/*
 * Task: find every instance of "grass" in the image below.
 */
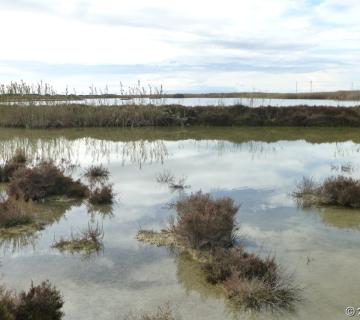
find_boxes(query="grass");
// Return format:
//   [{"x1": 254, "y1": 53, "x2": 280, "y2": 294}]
[
  {"x1": 293, "y1": 176, "x2": 360, "y2": 208},
  {"x1": 52, "y1": 223, "x2": 104, "y2": 254},
  {"x1": 0, "y1": 197, "x2": 34, "y2": 228},
  {"x1": 0, "y1": 149, "x2": 27, "y2": 182},
  {"x1": 7, "y1": 161, "x2": 88, "y2": 201},
  {"x1": 84, "y1": 165, "x2": 109, "y2": 181},
  {"x1": 1, "y1": 104, "x2": 360, "y2": 128},
  {"x1": 156, "y1": 171, "x2": 189, "y2": 191},
  {"x1": 125, "y1": 304, "x2": 175, "y2": 320},
  {"x1": 88, "y1": 185, "x2": 114, "y2": 205},
  {"x1": 0, "y1": 280, "x2": 64, "y2": 320}
]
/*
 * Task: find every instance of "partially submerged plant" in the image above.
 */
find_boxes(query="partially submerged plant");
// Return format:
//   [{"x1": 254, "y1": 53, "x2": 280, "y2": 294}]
[
  {"x1": 0, "y1": 280, "x2": 64, "y2": 320},
  {"x1": 52, "y1": 223, "x2": 104, "y2": 254},
  {"x1": 84, "y1": 165, "x2": 109, "y2": 181},
  {"x1": 125, "y1": 303, "x2": 175, "y2": 320},
  {"x1": 293, "y1": 175, "x2": 360, "y2": 208},
  {"x1": 88, "y1": 185, "x2": 114, "y2": 205},
  {"x1": 7, "y1": 161, "x2": 88, "y2": 201},
  {"x1": 0, "y1": 149, "x2": 28, "y2": 182},
  {"x1": 172, "y1": 191, "x2": 239, "y2": 249}
]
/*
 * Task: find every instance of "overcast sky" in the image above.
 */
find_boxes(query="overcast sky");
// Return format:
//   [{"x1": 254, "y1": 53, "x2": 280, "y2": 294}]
[{"x1": 0, "y1": 0, "x2": 359, "y2": 93}]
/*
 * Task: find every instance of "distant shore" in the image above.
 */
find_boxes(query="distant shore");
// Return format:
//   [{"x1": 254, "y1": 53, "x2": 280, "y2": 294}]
[
  {"x1": 1, "y1": 104, "x2": 360, "y2": 128},
  {"x1": 1, "y1": 90, "x2": 360, "y2": 102}
]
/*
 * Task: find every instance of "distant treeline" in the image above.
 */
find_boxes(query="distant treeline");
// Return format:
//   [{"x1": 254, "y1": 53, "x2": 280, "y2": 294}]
[{"x1": 1, "y1": 104, "x2": 360, "y2": 128}]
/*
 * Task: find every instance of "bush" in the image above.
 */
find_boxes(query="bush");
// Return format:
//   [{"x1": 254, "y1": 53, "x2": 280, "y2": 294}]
[
  {"x1": 16, "y1": 281, "x2": 64, "y2": 320},
  {"x1": 203, "y1": 247, "x2": 277, "y2": 285},
  {"x1": 89, "y1": 185, "x2": 114, "y2": 205},
  {"x1": 0, "y1": 281, "x2": 64, "y2": 320},
  {"x1": 320, "y1": 176, "x2": 360, "y2": 207},
  {"x1": 0, "y1": 150, "x2": 27, "y2": 182},
  {"x1": 7, "y1": 162, "x2": 88, "y2": 201},
  {"x1": 293, "y1": 175, "x2": 360, "y2": 208},
  {"x1": 172, "y1": 192, "x2": 239, "y2": 249}
]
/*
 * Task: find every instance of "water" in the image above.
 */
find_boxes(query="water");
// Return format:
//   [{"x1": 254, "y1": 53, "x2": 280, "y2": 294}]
[
  {"x1": 1, "y1": 97, "x2": 360, "y2": 107},
  {"x1": 0, "y1": 127, "x2": 360, "y2": 319}
]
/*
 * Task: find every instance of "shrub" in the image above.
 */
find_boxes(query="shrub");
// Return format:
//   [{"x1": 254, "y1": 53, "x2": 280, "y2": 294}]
[
  {"x1": 84, "y1": 165, "x2": 109, "y2": 180},
  {"x1": 172, "y1": 192, "x2": 239, "y2": 249},
  {"x1": 320, "y1": 176, "x2": 360, "y2": 207},
  {"x1": 0, "y1": 281, "x2": 64, "y2": 320},
  {"x1": 7, "y1": 162, "x2": 88, "y2": 201},
  {"x1": 203, "y1": 247, "x2": 277, "y2": 285},
  {"x1": 293, "y1": 175, "x2": 360, "y2": 208},
  {"x1": 16, "y1": 281, "x2": 64, "y2": 320},
  {"x1": 0, "y1": 150, "x2": 27, "y2": 183},
  {"x1": 88, "y1": 185, "x2": 114, "y2": 205}
]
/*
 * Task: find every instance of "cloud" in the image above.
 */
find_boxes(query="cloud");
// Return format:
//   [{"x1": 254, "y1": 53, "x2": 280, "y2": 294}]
[{"x1": 0, "y1": 0, "x2": 359, "y2": 91}]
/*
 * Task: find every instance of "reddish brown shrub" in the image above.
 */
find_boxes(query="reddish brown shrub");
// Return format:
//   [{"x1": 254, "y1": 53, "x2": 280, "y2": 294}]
[
  {"x1": 173, "y1": 192, "x2": 239, "y2": 249},
  {"x1": 7, "y1": 162, "x2": 88, "y2": 201}
]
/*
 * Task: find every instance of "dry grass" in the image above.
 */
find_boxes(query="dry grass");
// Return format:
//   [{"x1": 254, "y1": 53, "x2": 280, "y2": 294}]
[
  {"x1": 0, "y1": 197, "x2": 34, "y2": 228},
  {"x1": 0, "y1": 149, "x2": 27, "y2": 182},
  {"x1": 52, "y1": 223, "x2": 104, "y2": 254},
  {"x1": 172, "y1": 191, "x2": 239, "y2": 249},
  {"x1": 1, "y1": 104, "x2": 360, "y2": 128},
  {"x1": 0, "y1": 280, "x2": 64, "y2": 320},
  {"x1": 125, "y1": 304, "x2": 175, "y2": 320}
]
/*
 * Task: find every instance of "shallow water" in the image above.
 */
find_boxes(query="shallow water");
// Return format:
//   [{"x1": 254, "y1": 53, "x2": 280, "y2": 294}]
[
  {"x1": 1, "y1": 97, "x2": 360, "y2": 107},
  {"x1": 0, "y1": 127, "x2": 360, "y2": 320}
]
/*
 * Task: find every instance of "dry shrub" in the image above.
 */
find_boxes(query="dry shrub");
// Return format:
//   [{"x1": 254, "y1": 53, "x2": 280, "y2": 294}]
[
  {"x1": 89, "y1": 185, "x2": 114, "y2": 205},
  {"x1": 173, "y1": 191, "x2": 239, "y2": 249},
  {"x1": 320, "y1": 176, "x2": 360, "y2": 207},
  {"x1": 293, "y1": 176, "x2": 360, "y2": 208},
  {"x1": 0, "y1": 197, "x2": 34, "y2": 228},
  {"x1": 7, "y1": 162, "x2": 88, "y2": 201},
  {"x1": 203, "y1": 247, "x2": 277, "y2": 285},
  {"x1": 203, "y1": 248, "x2": 299, "y2": 311},
  {"x1": 223, "y1": 275, "x2": 298, "y2": 311},
  {"x1": 0, "y1": 281, "x2": 64, "y2": 320}
]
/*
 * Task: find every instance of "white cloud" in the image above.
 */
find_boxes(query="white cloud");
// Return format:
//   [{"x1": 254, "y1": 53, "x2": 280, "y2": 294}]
[{"x1": 0, "y1": 0, "x2": 359, "y2": 92}]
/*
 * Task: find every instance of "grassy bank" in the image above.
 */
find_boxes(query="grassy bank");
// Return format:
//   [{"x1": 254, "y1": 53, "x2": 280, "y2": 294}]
[{"x1": 1, "y1": 104, "x2": 360, "y2": 128}]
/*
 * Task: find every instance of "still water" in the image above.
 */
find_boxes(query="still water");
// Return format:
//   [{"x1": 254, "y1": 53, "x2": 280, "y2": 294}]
[
  {"x1": 0, "y1": 127, "x2": 360, "y2": 320},
  {"x1": 1, "y1": 97, "x2": 360, "y2": 107}
]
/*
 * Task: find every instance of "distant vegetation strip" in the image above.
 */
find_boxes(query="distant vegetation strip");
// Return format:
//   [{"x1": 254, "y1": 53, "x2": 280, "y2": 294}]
[{"x1": 1, "y1": 104, "x2": 360, "y2": 128}]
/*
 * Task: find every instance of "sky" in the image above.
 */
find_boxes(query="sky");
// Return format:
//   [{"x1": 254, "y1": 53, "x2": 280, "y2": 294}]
[{"x1": 0, "y1": 0, "x2": 359, "y2": 93}]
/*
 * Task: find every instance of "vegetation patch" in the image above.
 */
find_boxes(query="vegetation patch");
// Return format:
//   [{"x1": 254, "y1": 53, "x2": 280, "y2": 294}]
[
  {"x1": 84, "y1": 165, "x2": 109, "y2": 181},
  {"x1": 0, "y1": 149, "x2": 27, "y2": 183},
  {"x1": 0, "y1": 280, "x2": 64, "y2": 320},
  {"x1": 0, "y1": 197, "x2": 34, "y2": 228},
  {"x1": 137, "y1": 191, "x2": 299, "y2": 311},
  {"x1": 125, "y1": 304, "x2": 175, "y2": 320},
  {"x1": 7, "y1": 161, "x2": 88, "y2": 201},
  {"x1": 88, "y1": 185, "x2": 114, "y2": 205},
  {"x1": 52, "y1": 223, "x2": 104, "y2": 255},
  {"x1": 293, "y1": 176, "x2": 360, "y2": 208}
]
